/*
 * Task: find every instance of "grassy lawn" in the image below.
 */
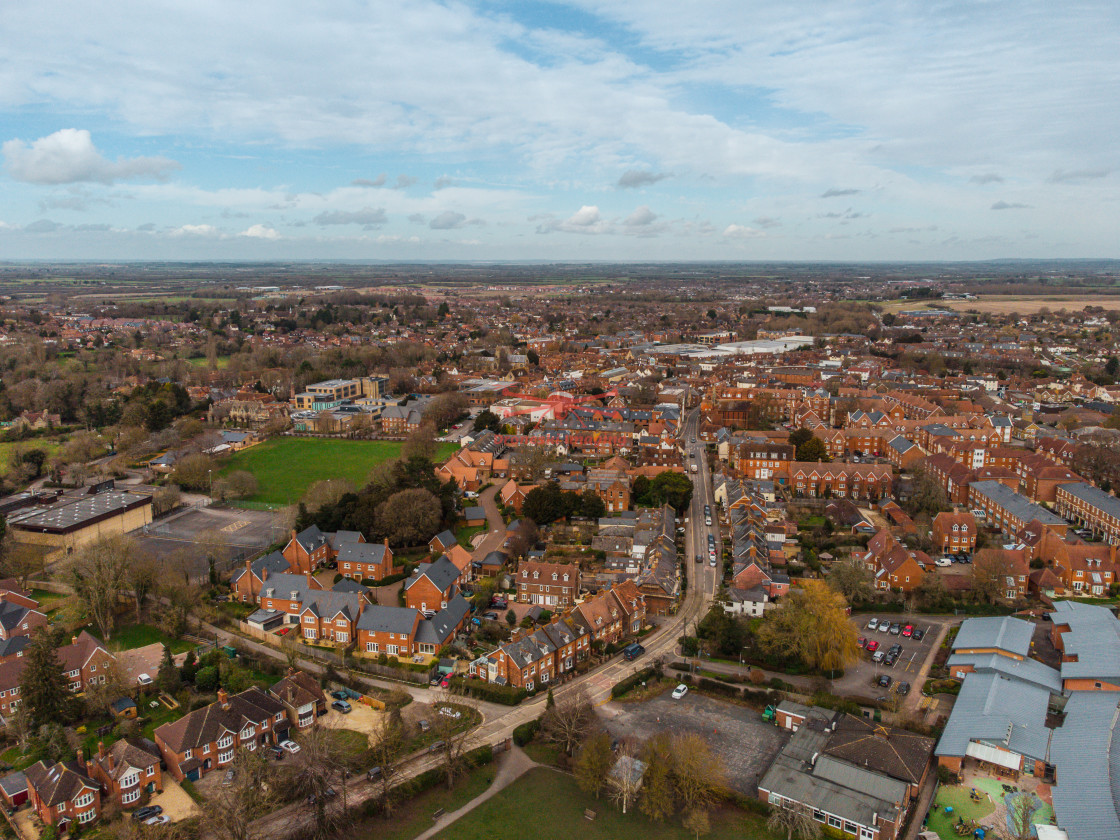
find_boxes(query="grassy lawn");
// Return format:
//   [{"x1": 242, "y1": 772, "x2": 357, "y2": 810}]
[
  {"x1": 926, "y1": 785, "x2": 995, "y2": 840},
  {"x1": 455, "y1": 524, "x2": 487, "y2": 549},
  {"x1": 355, "y1": 761, "x2": 497, "y2": 840},
  {"x1": 0, "y1": 439, "x2": 61, "y2": 476},
  {"x1": 185, "y1": 355, "x2": 232, "y2": 368},
  {"x1": 407, "y1": 704, "x2": 481, "y2": 753},
  {"x1": 219, "y1": 438, "x2": 458, "y2": 506},
  {"x1": 432, "y1": 767, "x2": 776, "y2": 840},
  {"x1": 92, "y1": 623, "x2": 194, "y2": 655}
]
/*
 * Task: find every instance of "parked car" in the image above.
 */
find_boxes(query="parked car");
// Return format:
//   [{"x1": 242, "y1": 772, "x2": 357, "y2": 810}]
[
  {"x1": 872, "y1": 649, "x2": 885, "y2": 663},
  {"x1": 897, "y1": 681, "x2": 911, "y2": 696},
  {"x1": 279, "y1": 740, "x2": 300, "y2": 754},
  {"x1": 367, "y1": 766, "x2": 384, "y2": 781},
  {"x1": 671, "y1": 684, "x2": 689, "y2": 700},
  {"x1": 884, "y1": 652, "x2": 898, "y2": 667},
  {"x1": 330, "y1": 689, "x2": 349, "y2": 701},
  {"x1": 912, "y1": 628, "x2": 925, "y2": 641},
  {"x1": 889, "y1": 623, "x2": 902, "y2": 635},
  {"x1": 877, "y1": 675, "x2": 892, "y2": 688},
  {"x1": 440, "y1": 676, "x2": 451, "y2": 689},
  {"x1": 332, "y1": 700, "x2": 352, "y2": 714},
  {"x1": 866, "y1": 618, "x2": 880, "y2": 631},
  {"x1": 935, "y1": 557, "x2": 952, "y2": 567},
  {"x1": 623, "y1": 642, "x2": 645, "y2": 661},
  {"x1": 429, "y1": 740, "x2": 446, "y2": 753},
  {"x1": 145, "y1": 815, "x2": 171, "y2": 826},
  {"x1": 307, "y1": 787, "x2": 338, "y2": 805},
  {"x1": 1041, "y1": 611, "x2": 1051, "y2": 622},
  {"x1": 419, "y1": 719, "x2": 431, "y2": 732},
  {"x1": 902, "y1": 625, "x2": 913, "y2": 637},
  {"x1": 269, "y1": 745, "x2": 284, "y2": 759},
  {"x1": 866, "y1": 640, "x2": 880, "y2": 652},
  {"x1": 132, "y1": 806, "x2": 163, "y2": 822},
  {"x1": 857, "y1": 636, "x2": 867, "y2": 648},
  {"x1": 483, "y1": 611, "x2": 499, "y2": 620},
  {"x1": 222, "y1": 768, "x2": 236, "y2": 787}
]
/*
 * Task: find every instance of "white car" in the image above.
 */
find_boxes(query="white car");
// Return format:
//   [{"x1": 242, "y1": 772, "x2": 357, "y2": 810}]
[
  {"x1": 279, "y1": 739, "x2": 301, "y2": 754},
  {"x1": 145, "y1": 815, "x2": 171, "y2": 826},
  {"x1": 866, "y1": 618, "x2": 879, "y2": 631},
  {"x1": 935, "y1": 557, "x2": 953, "y2": 567},
  {"x1": 671, "y1": 684, "x2": 689, "y2": 700}
]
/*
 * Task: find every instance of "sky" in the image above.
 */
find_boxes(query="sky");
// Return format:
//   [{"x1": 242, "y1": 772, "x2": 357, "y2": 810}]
[{"x1": 1, "y1": 1, "x2": 1118, "y2": 262}]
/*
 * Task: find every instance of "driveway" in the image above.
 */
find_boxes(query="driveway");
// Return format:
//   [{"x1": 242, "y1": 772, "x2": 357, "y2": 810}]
[
  {"x1": 321, "y1": 703, "x2": 385, "y2": 745},
  {"x1": 469, "y1": 484, "x2": 507, "y2": 565},
  {"x1": 601, "y1": 691, "x2": 789, "y2": 795},
  {"x1": 149, "y1": 777, "x2": 202, "y2": 821}
]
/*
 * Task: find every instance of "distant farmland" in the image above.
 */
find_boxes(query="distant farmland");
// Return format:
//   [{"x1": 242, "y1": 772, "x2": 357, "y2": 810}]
[
  {"x1": 881, "y1": 294, "x2": 1120, "y2": 315},
  {"x1": 220, "y1": 438, "x2": 458, "y2": 506}
]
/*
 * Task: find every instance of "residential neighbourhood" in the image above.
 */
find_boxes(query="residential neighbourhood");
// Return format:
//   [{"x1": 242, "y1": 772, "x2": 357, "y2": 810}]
[{"x1": 0, "y1": 268, "x2": 1118, "y2": 839}]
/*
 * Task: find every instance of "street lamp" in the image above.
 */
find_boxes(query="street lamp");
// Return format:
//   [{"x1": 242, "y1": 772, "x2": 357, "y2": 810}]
[{"x1": 208, "y1": 469, "x2": 212, "y2": 498}]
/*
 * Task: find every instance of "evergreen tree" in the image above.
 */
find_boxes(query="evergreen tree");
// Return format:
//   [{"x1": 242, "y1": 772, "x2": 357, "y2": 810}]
[
  {"x1": 20, "y1": 632, "x2": 72, "y2": 727},
  {"x1": 157, "y1": 644, "x2": 180, "y2": 694},
  {"x1": 180, "y1": 649, "x2": 198, "y2": 684}
]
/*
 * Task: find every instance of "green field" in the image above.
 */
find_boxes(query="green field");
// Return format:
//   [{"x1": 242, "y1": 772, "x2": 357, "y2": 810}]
[
  {"x1": 433, "y1": 767, "x2": 776, "y2": 840},
  {"x1": 185, "y1": 355, "x2": 232, "y2": 368},
  {"x1": 0, "y1": 439, "x2": 61, "y2": 476},
  {"x1": 220, "y1": 438, "x2": 458, "y2": 506}
]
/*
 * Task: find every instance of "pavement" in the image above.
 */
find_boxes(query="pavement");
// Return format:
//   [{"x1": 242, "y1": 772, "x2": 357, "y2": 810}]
[
  {"x1": 412, "y1": 745, "x2": 537, "y2": 840},
  {"x1": 602, "y1": 691, "x2": 789, "y2": 795}
]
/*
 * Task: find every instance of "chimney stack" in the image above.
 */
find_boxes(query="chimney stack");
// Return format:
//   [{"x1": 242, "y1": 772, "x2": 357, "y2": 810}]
[
  {"x1": 75, "y1": 748, "x2": 85, "y2": 772},
  {"x1": 306, "y1": 570, "x2": 313, "y2": 589},
  {"x1": 286, "y1": 666, "x2": 295, "y2": 678},
  {"x1": 218, "y1": 688, "x2": 229, "y2": 709},
  {"x1": 97, "y1": 741, "x2": 106, "y2": 760},
  {"x1": 71, "y1": 635, "x2": 78, "y2": 645}
]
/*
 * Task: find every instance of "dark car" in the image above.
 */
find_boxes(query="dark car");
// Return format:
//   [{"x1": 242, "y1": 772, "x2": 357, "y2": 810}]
[
  {"x1": 429, "y1": 740, "x2": 446, "y2": 753},
  {"x1": 888, "y1": 644, "x2": 902, "y2": 656},
  {"x1": 307, "y1": 787, "x2": 338, "y2": 805},
  {"x1": 1041, "y1": 611, "x2": 1051, "y2": 622},
  {"x1": 912, "y1": 628, "x2": 925, "y2": 641},
  {"x1": 330, "y1": 689, "x2": 348, "y2": 701},
  {"x1": 877, "y1": 674, "x2": 892, "y2": 688},
  {"x1": 132, "y1": 805, "x2": 163, "y2": 822},
  {"x1": 897, "y1": 681, "x2": 911, "y2": 696},
  {"x1": 269, "y1": 745, "x2": 284, "y2": 759},
  {"x1": 331, "y1": 700, "x2": 352, "y2": 714},
  {"x1": 884, "y1": 653, "x2": 898, "y2": 667},
  {"x1": 483, "y1": 611, "x2": 499, "y2": 620}
]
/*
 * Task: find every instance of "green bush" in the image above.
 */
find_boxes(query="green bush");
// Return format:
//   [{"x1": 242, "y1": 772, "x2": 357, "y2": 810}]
[
  {"x1": 513, "y1": 718, "x2": 541, "y2": 746},
  {"x1": 610, "y1": 666, "x2": 659, "y2": 699},
  {"x1": 448, "y1": 677, "x2": 526, "y2": 706},
  {"x1": 194, "y1": 666, "x2": 219, "y2": 691},
  {"x1": 696, "y1": 676, "x2": 740, "y2": 698}
]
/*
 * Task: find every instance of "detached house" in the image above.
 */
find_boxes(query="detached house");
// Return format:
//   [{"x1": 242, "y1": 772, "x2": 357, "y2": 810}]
[
  {"x1": 0, "y1": 582, "x2": 47, "y2": 641},
  {"x1": 154, "y1": 687, "x2": 290, "y2": 782},
  {"x1": 281, "y1": 526, "x2": 365, "y2": 574},
  {"x1": 269, "y1": 668, "x2": 327, "y2": 731},
  {"x1": 403, "y1": 556, "x2": 461, "y2": 613},
  {"x1": 336, "y1": 540, "x2": 394, "y2": 582},
  {"x1": 26, "y1": 754, "x2": 101, "y2": 831},
  {"x1": 87, "y1": 738, "x2": 162, "y2": 809},
  {"x1": 517, "y1": 561, "x2": 581, "y2": 608},
  {"x1": 932, "y1": 511, "x2": 978, "y2": 555}
]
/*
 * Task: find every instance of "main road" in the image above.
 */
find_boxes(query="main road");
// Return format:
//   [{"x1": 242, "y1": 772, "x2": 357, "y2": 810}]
[{"x1": 246, "y1": 408, "x2": 720, "y2": 837}]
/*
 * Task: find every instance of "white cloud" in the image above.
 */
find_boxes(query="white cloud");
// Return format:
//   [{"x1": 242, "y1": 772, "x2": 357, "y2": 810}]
[
  {"x1": 723, "y1": 224, "x2": 766, "y2": 239},
  {"x1": 3, "y1": 129, "x2": 178, "y2": 185},
  {"x1": 240, "y1": 224, "x2": 279, "y2": 239},
  {"x1": 623, "y1": 205, "x2": 658, "y2": 226},
  {"x1": 313, "y1": 207, "x2": 388, "y2": 227},
  {"x1": 429, "y1": 211, "x2": 467, "y2": 230},
  {"x1": 171, "y1": 224, "x2": 221, "y2": 236}
]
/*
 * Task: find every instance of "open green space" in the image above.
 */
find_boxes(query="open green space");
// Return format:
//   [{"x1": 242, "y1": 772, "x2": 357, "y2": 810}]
[
  {"x1": 85, "y1": 622, "x2": 195, "y2": 655},
  {"x1": 926, "y1": 784, "x2": 995, "y2": 840},
  {"x1": 0, "y1": 439, "x2": 62, "y2": 477},
  {"x1": 355, "y1": 761, "x2": 497, "y2": 840},
  {"x1": 432, "y1": 766, "x2": 775, "y2": 840},
  {"x1": 219, "y1": 438, "x2": 457, "y2": 506},
  {"x1": 185, "y1": 355, "x2": 233, "y2": 369}
]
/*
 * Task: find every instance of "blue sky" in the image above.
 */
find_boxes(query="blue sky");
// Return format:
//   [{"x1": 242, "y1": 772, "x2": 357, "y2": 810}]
[{"x1": 1, "y1": 0, "x2": 1117, "y2": 260}]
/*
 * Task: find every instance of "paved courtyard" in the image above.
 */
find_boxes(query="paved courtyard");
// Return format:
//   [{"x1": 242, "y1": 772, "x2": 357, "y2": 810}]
[{"x1": 601, "y1": 691, "x2": 789, "y2": 795}]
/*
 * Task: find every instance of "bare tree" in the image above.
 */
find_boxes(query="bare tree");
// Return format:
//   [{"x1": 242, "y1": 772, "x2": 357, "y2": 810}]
[
  {"x1": 971, "y1": 549, "x2": 1016, "y2": 604},
  {"x1": 65, "y1": 535, "x2": 131, "y2": 640},
  {"x1": 84, "y1": 655, "x2": 130, "y2": 716},
  {"x1": 284, "y1": 726, "x2": 365, "y2": 840},
  {"x1": 766, "y1": 801, "x2": 822, "y2": 840},
  {"x1": 200, "y1": 749, "x2": 277, "y2": 840},
  {"x1": 607, "y1": 745, "x2": 644, "y2": 815},
  {"x1": 539, "y1": 686, "x2": 595, "y2": 756},
  {"x1": 684, "y1": 808, "x2": 712, "y2": 840},
  {"x1": 368, "y1": 708, "x2": 408, "y2": 817},
  {"x1": 128, "y1": 554, "x2": 159, "y2": 621},
  {"x1": 574, "y1": 731, "x2": 613, "y2": 799},
  {"x1": 152, "y1": 484, "x2": 182, "y2": 516},
  {"x1": 431, "y1": 695, "x2": 478, "y2": 790}
]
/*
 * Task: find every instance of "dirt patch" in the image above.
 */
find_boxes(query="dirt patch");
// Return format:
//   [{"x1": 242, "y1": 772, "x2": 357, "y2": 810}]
[{"x1": 321, "y1": 704, "x2": 385, "y2": 745}]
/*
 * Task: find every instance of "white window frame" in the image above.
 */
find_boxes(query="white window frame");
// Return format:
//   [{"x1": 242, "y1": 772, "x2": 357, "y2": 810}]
[{"x1": 122, "y1": 788, "x2": 140, "y2": 804}]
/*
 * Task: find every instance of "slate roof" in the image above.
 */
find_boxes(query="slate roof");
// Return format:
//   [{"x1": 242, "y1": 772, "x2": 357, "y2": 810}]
[
  {"x1": 1049, "y1": 691, "x2": 1120, "y2": 840},
  {"x1": 0, "y1": 600, "x2": 38, "y2": 632},
  {"x1": 416, "y1": 595, "x2": 470, "y2": 646},
  {"x1": 823, "y1": 715, "x2": 935, "y2": 785},
  {"x1": 947, "y1": 652, "x2": 1062, "y2": 694},
  {"x1": 935, "y1": 672, "x2": 1051, "y2": 762},
  {"x1": 292, "y1": 524, "x2": 329, "y2": 554},
  {"x1": 231, "y1": 550, "x2": 289, "y2": 586},
  {"x1": 1058, "y1": 481, "x2": 1120, "y2": 521},
  {"x1": 25, "y1": 759, "x2": 97, "y2": 807},
  {"x1": 336, "y1": 541, "x2": 389, "y2": 567},
  {"x1": 406, "y1": 556, "x2": 461, "y2": 595},
  {"x1": 430, "y1": 529, "x2": 456, "y2": 548},
  {"x1": 952, "y1": 616, "x2": 1035, "y2": 658},
  {"x1": 1050, "y1": 600, "x2": 1120, "y2": 684},
  {"x1": 356, "y1": 605, "x2": 420, "y2": 635},
  {"x1": 269, "y1": 669, "x2": 325, "y2": 710},
  {"x1": 154, "y1": 686, "x2": 286, "y2": 755},
  {"x1": 969, "y1": 480, "x2": 1066, "y2": 526},
  {"x1": 0, "y1": 635, "x2": 31, "y2": 660}
]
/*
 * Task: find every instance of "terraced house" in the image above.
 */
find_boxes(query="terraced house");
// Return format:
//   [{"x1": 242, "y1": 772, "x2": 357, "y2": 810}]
[
  {"x1": 155, "y1": 687, "x2": 290, "y2": 782},
  {"x1": 517, "y1": 560, "x2": 581, "y2": 608},
  {"x1": 474, "y1": 615, "x2": 590, "y2": 691}
]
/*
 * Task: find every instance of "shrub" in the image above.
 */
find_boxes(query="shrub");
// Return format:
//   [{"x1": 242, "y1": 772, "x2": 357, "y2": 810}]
[
  {"x1": 696, "y1": 677, "x2": 740, "y2": 698},
  {"x1": 610, "y1": 666, "x2": 659, "y2": 699},
  {"x1": 194, "y1": 666, "x2": 219, "y2": 692},
  {"x1": 448, "y1": 677, "x2": 526, "y2": 706},
  {"x1": 513, "y1": 718, "x2": 541, "y2": 746}
]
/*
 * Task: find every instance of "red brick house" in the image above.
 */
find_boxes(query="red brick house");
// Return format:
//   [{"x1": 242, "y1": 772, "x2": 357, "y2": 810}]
[
  {"x1": 26, "y1": 753, "x2": 101, "y2": 831},
  {"x1": 403, "y1": 556, "x2": 461, "y2": 612},
  {"x1": 60, "y1": 631, "x2": 115, "y2": 694},
  {"x1": 0, "y1": 582, "x2": 47, "y2": 642},
  {"x1": 932, "y1": 511, "x2": 978, "y2": 555},
  {"x1": 356, "y1": 606, "x2": 422, "y2": 658},
  {"x1": 87, "y1": 738, "x2": 162, "y2": 809},
  {"x1": 154, "y1": 687, "x2": 290, "y2": 782},
  {"x1": 269, "y1": 668, "x2": 327, "y2": 731},
  {"x1": 336, "y1": 540, "x2": 394, "y2": 582},
  {"x1": 516, "y1": 561, "x2": 581, "y2": 608}
]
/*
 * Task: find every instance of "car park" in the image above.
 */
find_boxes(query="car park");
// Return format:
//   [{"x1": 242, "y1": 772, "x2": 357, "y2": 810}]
[
  {"x1": 133, "y1": 806, "x2": 163, "y2": 822},
  {"x1": 866, "y1": 640, "x2": 879, "y2": 652},
  {"x1": 866, "y1": 618, "x2": 880, "y2": 631},
  {"x1": 671, "y1": 684, "x2": 689, "y2": 699},
  {"x1": 877, "y1": 674, "x2": 892, "y2": 688},
  {"x1": 279, "y1": 740, "x2": 300, "y2": 754},
  {"x1": 331, "y1": 700, "x2": 352, "y2": 714}
]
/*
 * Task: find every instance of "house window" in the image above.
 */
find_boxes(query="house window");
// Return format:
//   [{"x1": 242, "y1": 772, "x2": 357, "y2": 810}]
[
  {"x1": 366, "y1": 642, "x2": 378, "y2": 653},
  {"x1": 122, "y1": 788, "x2": 141, "y2": 804},
  {"x1": 219, "y1": 749, "x2": 234, "y2": 764},
  {"x1": 75, "y1": 791, "x2": 95, "y2": 808},
  {"x1": 219, "y1": 735, "x2": 233, "y2": 749},
  {"x1": 828, "y1": 816, "x2": 843, "y2": 829},
  {"x1": 336, "y1": 632, "x2": 349, "y2": 643},
  {"x1": 387, "y1": 645, "x2": 398, "y2": 655},
  {"x1": 78, "y1": 808, "x2": 97, "y2": 824},
  {"x1": 148, "y1": 765, "x2": 156, "y2": 776},
  {"x1": 120, "y1": 772, "x2": 138, "y2": 788},
  {"x1": 304, "y1": 629, "x2": 317, "y2": 639}
]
